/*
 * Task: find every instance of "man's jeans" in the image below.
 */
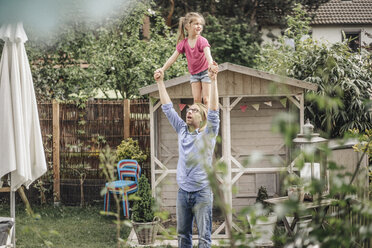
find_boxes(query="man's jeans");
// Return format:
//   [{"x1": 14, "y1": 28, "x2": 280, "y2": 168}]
[{"x1": 177, "y1": 187, "x2": 213, "y2": 248}]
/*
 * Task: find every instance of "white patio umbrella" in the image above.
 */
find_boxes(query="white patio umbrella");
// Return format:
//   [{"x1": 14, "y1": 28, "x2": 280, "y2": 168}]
[{"x1": 0, "y1": 22, "x2": 47, "y2": 191}]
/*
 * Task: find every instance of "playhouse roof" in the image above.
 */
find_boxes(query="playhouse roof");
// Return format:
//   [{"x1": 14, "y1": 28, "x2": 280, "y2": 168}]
[{"x1": 139, "y1": 62, "x2": 317, "y2": 96}]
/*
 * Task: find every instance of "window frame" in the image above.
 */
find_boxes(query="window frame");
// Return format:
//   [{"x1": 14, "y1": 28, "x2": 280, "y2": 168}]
[{"x1": 342, "y1": 29, "x2": 362, "y2": 52}]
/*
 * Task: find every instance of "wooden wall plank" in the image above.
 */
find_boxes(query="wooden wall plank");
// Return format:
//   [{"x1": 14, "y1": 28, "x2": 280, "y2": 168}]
[
  {"x1": 174, "y1": 84, "x2": 183, "y2": 96},
  {"x1": 260, "y1": 79, "x2": 270, "y2": 95},
  {"x1": 167, "y1": 87, "x2": 175, "y2": 97},
  {"x1": 234, "y1": 72, "x2": 243, "y2": 94},
  {"x1": 252, "y1": 77, "x2": 261, "y2": 95},
  {"x1": 234, "y1": 173, "x2": 277, "y2": 196},
  {"x1": 231, "y1": 198, "x2": 256, "y2": 211},
  {"x1": 218, "y1": 71, "x2": 227, "y2": 96},
  {"x1": 227, "y1": 71, "x2": 235, "y2": 95},
  {"x1": 231, "y1": 116, "x2": 274, "y2": 124},
  {"x1": 183, "y1": 82, "x2": 192, "y2": 97},
  {"x1": 243, "y1": 75, "x2": 252, "y2": 94},
  {"x1": 231, "y1": 108, "x2": 286, "y2": 117}
]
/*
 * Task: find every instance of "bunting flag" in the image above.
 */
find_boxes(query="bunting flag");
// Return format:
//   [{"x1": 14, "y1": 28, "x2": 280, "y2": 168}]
[
  {"x1": 252, "y1": 104, "x2": 260, "y2": 111},
  {"x1": 240, "y1": 105, "x2": 248, "y2": 112},
  {"x1": 280, "y1": 98, "x2": 287, "y2": 107},
  {"x1": 179, "y1": 103, "x2": 186, "y2": 111},
  {"x1": 264, "y1": 101, "x2": 272, "y2": 107}
]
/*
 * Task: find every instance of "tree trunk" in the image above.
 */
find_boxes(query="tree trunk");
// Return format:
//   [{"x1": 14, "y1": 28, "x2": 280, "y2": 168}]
[
  {"x1": 250, "y1": 0, "x2": 258, "y2": 27},
  {"x1": 17, "y1": 186, "x2": 34, "y2": 215},
  {"x1": 143, "y1": 16, "x2": 150, "y2": 40},
  {"x1": 166, "y1": 0, "x2": 175, "y2": 27}
]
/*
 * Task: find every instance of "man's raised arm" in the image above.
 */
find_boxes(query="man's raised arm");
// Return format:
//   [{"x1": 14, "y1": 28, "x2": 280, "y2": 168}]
[
  {"x1": 154, "y1": 70, "x2": 171, "y2": 105},
  {"x1": 154, "y1": 69, "x2": 185, "y2": 133},
  {"x1": 208, "y1": 62, "x2": 219, "y2": 111}
]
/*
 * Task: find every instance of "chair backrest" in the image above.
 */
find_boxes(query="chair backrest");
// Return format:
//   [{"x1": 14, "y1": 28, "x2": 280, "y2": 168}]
[{"x1": 117, "y1": 159, "x2": 141, "y2": 183}]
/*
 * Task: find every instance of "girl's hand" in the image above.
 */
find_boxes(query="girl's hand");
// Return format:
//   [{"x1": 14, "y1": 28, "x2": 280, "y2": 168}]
[
  {"x1": 209, "y1": 61, "x2": 218, "y2": 74},
  {"x1": 208, "y1": 67, "x2": 217, "y2": 81},
  {"x1": 154, "y1": 68, "x2": 164, "y2": 75},
  {"x1": 209, "y1": 61, "x2": 219, "y2": 74}
]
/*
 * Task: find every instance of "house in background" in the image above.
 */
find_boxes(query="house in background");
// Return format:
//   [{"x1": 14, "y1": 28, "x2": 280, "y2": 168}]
[
  {"x1": 311, "y1": 0, "x2": 372, "y2": 51},
  {"x1": 262, "y1": 0, "x2": 372, "y2": 51}
]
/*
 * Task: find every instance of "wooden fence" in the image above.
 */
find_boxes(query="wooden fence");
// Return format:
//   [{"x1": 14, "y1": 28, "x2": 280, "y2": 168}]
[
  {"x1": 329, "y1": 142, "x2": 371, "y2": 247},
  {"x1": 34, "y1": 99, "x2": 150, "y2": 205}
]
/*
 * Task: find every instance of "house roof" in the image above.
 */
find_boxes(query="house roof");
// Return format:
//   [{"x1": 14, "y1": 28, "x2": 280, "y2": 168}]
[
  {"x1": 139, "y1": 62, "x2": 317, "y2": 96},
  {"x1": 312, "y1": 0, "x2": 372, "y2": 25}
]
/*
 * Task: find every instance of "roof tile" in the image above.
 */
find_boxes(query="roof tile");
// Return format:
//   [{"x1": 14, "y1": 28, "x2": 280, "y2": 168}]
[{"x1": 312, "y1": 0, "x2": 372, "y2": 25}]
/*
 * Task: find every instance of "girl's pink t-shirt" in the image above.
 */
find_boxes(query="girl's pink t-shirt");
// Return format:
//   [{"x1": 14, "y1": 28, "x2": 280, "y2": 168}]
[{"x1": 176, "y1": 35, "x2": 210, "y2": 75}]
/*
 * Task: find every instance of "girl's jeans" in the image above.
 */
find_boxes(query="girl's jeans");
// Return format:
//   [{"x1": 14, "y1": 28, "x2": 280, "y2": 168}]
[{"x1": 177, "y1": 187, "x2": 213, "y2": 248}]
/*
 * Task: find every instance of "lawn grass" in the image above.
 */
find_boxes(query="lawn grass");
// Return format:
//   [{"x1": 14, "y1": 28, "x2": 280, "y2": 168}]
[{"x1": 0, "y1": 204, "x2": 131, "y2": 248}]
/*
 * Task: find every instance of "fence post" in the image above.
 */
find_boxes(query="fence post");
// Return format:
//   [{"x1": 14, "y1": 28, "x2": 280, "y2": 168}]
[
  {"x1": 124, "y1": 99, "x2": 131, "y2": 139},
  {"x1": 52, "y1": 100, "x2": 60, "y2": 205}
]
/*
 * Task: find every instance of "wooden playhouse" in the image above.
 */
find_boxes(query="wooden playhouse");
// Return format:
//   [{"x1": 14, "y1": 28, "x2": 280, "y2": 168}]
[{"x1": 139, "y1": 62, "x2": 317, "y2": 237}]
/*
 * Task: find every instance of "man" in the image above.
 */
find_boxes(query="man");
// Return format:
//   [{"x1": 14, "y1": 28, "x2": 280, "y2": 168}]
[{"x1": 154, "y1": 65, "x2": 219, "y2": 248}]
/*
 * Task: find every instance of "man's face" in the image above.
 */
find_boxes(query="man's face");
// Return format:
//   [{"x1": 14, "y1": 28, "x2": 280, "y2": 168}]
[{"x1": 186, "y1": 104, "x2": 202, "y2": 128}]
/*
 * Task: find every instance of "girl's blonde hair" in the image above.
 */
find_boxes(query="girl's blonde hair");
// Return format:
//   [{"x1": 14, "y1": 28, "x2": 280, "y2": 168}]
[{"x1": 177, "y1": 12, "x2": 205, "y2": 44}]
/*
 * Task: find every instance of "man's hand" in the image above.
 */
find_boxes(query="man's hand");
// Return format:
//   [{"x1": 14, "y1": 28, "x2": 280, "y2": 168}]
[
  {"x1": 209, "y1": 61, "x2": 218, "y2": 74},
  {"x1": 208, "y1": 61, "x2": 218, "y2": 81},
  {"x1": 208, "y1": 61, "x2": 219, "y2": 111},
  {"x1": 154, "y1": 69, "x2": 164, "y2": 82},
  {"x1": 154, "y1": 69, "x2": 171, "y2": 104}
]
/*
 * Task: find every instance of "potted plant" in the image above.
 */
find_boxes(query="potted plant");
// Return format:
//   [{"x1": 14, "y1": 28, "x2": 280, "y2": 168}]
[
  {"x1": 247, "y1": 186, "x2": 278, "y2": 246},
  {"x1": 131, "y1": 175, "x2": 159, "y2": 245},
  {"x1": 286, "y1": 174, "x2": 305, "y2": 202}
]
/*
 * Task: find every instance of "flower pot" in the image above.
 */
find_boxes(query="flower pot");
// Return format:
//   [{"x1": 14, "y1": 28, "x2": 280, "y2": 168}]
[
  {"x1": 284, "y1": 216, "x2": 312, "y2": 235},
  {"x1": 247, "y1": 213, "x2": 277, "y2": 246},
  {"x1": 132, "y1": 219, "x2": 159, "y2": 245},
  {"x1": 287, "y1": 185, "x2": 305, "y2": 202}
]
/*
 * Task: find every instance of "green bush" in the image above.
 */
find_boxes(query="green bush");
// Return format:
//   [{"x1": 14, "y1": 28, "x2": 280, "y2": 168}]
[
  {"x1": 131, "y1": 175, "x2": 155, "y2": 222},
  {"x1": 116, "y1": 138, "x2": 147, "y2": 164},
  {"x1": 256, "y1": 4, "x2": 372, "y2": 138}
]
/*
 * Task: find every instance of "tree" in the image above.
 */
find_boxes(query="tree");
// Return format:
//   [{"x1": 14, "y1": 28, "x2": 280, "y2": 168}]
[
  {"x1": 18, "y1": 0, "x2": 187, "y2": 101},
  {"x1": 88, "y1": 2, "x2": 187, "y2": 99},
  {"x1": 155, "y1": 0, "x2": 329, "y2": 28},
  {"x1": 26, "y1": 22, "x2": 97, "y2": 101},
  {"x1": 203, "y1": 15, "x2": 261, "y2": 67},
  {"x1": 256, "y1": 4, "x2": 372, "y2": 137}
]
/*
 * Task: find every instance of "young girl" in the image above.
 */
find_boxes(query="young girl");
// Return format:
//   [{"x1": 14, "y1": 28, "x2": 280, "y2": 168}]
[{"x1": 155, "y1": 12, "x2": 218, "y2": 107}]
